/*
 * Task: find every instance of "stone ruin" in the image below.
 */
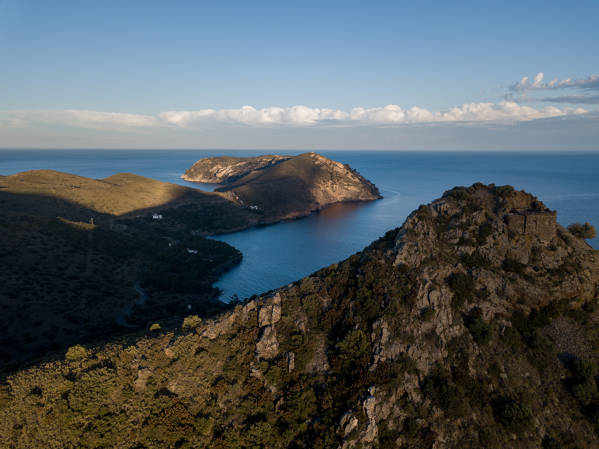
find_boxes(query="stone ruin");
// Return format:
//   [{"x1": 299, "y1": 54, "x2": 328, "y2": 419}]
[{"x1": 505, "y1": 208, "x2": 557, "y2": 241}]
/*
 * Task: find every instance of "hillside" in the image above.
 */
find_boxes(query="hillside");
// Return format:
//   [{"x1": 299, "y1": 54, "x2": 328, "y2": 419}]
[
  {"x1": 182, "y1": 154, "x2": 291, "y2": 184},
  {"x1": 0, "y1": 170, "x2": 256, "y2": 231},
  {"x1": 0, "y1": 188, "x2": 242, "y2": 373},
  {"x1": 214, "y1": 152, "x2": 382, "y2": 220},
  {"x1": 2, "y1": 183, "x2": 599, "y2": 448}
]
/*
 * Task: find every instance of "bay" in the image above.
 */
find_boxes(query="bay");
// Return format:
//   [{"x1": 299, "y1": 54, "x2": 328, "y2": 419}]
[{"x1": 2, "y1": 149, "x2": 598, "y2": 302}]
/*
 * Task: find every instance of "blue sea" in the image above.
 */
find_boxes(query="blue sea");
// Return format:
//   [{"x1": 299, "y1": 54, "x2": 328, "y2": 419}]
[{"x1": 2, "y1": 149, "x2": 598, "y2": 302}]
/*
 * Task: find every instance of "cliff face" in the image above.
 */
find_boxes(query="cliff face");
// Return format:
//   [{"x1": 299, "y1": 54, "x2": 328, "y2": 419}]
[
  {"x1": 3, "y1": 184, "x2": 599, "y2": 449},
  {"x1": 214, "y1": 152, "x2": 382, "y2": 220},
  {"x1": 181, "y1": 154, "x2": 291, "y2": 184}
]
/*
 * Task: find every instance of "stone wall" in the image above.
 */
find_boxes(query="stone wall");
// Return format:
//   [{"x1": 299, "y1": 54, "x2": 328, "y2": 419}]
[{"x1": 506, "y1": 209, "x2": 557, "y2": 241}]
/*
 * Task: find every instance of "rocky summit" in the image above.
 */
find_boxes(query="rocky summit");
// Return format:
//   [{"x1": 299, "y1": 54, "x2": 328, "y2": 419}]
[{"x1": 2, "y1": 183, "x2": 599, "y2": 449}]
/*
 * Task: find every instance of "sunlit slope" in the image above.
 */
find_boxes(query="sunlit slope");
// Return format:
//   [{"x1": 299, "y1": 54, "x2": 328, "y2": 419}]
[{"x1": 0, "y1": 170, "x2": 226, "y2": 216}]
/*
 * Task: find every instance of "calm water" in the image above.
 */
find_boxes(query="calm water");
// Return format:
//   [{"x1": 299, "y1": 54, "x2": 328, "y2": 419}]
[{"x1": 2, "y1": 150, "x2": 598, "y2": 302}]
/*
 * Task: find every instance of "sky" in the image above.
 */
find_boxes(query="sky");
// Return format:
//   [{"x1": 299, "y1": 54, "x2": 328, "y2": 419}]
[{"x1": 0, "y1": 0, "x2": 598, "y2": 150}]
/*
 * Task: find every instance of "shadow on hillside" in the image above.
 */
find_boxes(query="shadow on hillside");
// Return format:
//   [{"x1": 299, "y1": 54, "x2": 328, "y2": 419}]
[{"x1": 0, "y1": 190, "x2": 243, "y2": 380}]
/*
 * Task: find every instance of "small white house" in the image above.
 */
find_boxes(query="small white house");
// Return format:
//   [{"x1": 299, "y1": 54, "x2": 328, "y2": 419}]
[
  {"x1": 186, "y1": 248, "x2": 198, "y2": 254},
  {"x1": 249, "y1": 205, "x2": 259, "y2": 210},
  {"x1": 152, "y1": 213, "x2": 163, "y2": 220}
]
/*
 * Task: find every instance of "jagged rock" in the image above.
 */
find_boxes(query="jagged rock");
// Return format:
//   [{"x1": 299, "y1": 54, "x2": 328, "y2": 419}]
[
  {"x1": 258, "y1": 293, "x2": 282, "y2": 327},
  {"x1": 286, "y1": 352, "x2": 295, "y2": 373},
  {"x1": 256, "y1": 325, "x2": 279, "y2": 360},
  {"x1": 362, "y1": 387, "x2": 379, "y2": 443},
  {"x1": 340, "y1": 412, "x2": 358, "y2": 436}
]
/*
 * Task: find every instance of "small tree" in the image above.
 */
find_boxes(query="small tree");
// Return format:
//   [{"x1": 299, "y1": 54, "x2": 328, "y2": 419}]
[
  {"x1": 182, "y1": 315, "x2": 202, "y2": 331},
  {"x1": 568, "y1": 222, "x2": 597, "y2": 240},
  {"x1": 65, "y1": 344, "x2": 88, "y2": 362}
]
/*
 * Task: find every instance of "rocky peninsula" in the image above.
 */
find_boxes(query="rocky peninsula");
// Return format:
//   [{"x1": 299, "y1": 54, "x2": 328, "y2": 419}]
[{"x1": 184, "y1": 152, "x2": 382, "y2": 221}]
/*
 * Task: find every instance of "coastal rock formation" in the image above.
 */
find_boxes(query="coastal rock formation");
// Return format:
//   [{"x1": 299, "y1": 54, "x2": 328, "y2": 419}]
[
  {"x1": 3, "y1": 183, "x2": 599, "y2": 449},
  {"x1": 212, "y1": 152, "x2": 382, "y2": 220},
  {"x1": 182, "y1": 154, "x2": 291, "y2": 184}
]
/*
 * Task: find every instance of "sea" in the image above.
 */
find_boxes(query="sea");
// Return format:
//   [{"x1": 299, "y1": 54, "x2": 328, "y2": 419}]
[{"x1": 2, "y1": 149, "x2": 598, "y2": 302}]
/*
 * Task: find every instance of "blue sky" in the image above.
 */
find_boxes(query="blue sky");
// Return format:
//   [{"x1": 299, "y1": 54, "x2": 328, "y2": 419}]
[{"x1": 1, "y1": 0, "x2": 598, "y2": 149}]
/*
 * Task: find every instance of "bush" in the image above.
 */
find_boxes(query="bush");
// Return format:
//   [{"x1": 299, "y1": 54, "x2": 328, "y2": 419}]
[
  {"x1": 477, "y1": 222, "x2": 494, "y2": 244},
  {"x1": 464, "y1": 310, "x2": 491, "y2": 345},
  {"x1": 420, "y1": 306, "x2": 435, "y2": 321},
  {"x1": 492, "y1": 395, "x2": 534, "y2": 433},
  {"x1": 568, "y1": 222, "x2": 597, "y2": 240},
  {"x1": 495, "y1": 185, "x2": 515, "y2": 197},
  {"x1": 149, "y1": 323, "x2": 161, "y2": 332},
  {"x1": 65, "y1": 344, "x2": 88, "y2": 362},
  {"x1": 446, "y1": 272, "x2": 475, "y2": 309},
  {"x1": 182, "y1": 315, "x2": 202, "y2": 331}
]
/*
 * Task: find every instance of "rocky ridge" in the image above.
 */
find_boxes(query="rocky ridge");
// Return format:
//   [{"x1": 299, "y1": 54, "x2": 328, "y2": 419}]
[{"x1": 181, "y1": 154, "x2": 291, "y2": 184}]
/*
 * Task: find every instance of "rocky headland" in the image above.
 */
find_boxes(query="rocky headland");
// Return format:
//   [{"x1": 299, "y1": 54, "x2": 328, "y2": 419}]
[{"x1": 184, "y1": 152, "x2": 382, "y2": 221}]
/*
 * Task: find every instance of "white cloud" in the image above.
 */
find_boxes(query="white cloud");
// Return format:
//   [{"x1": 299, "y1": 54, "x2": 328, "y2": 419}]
[
  {"x1": 0, "y1": 102, "x2": 589, "y2": 133},
  {"x1": 1, "y1": 109, "x2": 161, "y2": 129},
  {"x1": 511, "y1": 72, "x2": 599, "y2": 92}
]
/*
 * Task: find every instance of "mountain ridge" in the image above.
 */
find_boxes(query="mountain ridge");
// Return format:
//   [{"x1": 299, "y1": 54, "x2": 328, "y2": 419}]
[{"x1": 3, "y1": 183, "x2": 599, "y2": 448}]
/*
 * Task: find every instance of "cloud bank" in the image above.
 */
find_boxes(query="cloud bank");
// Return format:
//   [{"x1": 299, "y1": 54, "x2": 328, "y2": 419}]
[{"x1": 0, "y1": 101, "x2": 587, "y2": 131}]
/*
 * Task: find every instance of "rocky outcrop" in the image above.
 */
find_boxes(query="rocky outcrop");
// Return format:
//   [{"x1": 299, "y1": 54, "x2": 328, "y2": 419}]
[{"x1": 182, "y1": 155, "x2": 291, "y2": 184}]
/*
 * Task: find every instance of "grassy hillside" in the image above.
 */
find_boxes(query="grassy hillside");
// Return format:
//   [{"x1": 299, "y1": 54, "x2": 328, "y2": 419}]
[
  {"x1": 0, "y1": 170, "x2": 256, "y2": 230},
  {"x1": 2, "y1": 184, "x2": 599, "y2": 448}
]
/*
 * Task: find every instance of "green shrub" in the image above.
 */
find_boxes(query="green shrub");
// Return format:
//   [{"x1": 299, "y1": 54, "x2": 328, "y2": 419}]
[
  {"x1": 477, "y1": 222, "x2": 494, "y2": 244},
  {"x1": 502, "y1": 258, "x2": 527, "y2": 276},
  {"x1": 464, "y1": 310, "x2": 491, "y2": 345},
  {"x1": 495, "y1": 185, "x2": 515, "y2": 197},
  {"x1": 569, "y1": 359, "x2": 597, "y2": 384},
  {"x1": 333, "y1": 329, "x2": 371, "y2": 374},
  {"x1": 492, "y1": 395, "x2": 534, "y2": 433},
  {"x1": 568, "y1": 222, "x2": 597, "y2": 240},
  {"x1": 420, "y1": 306, "x2": 435, "y2": 321},
  {"x1": 65, "y1": 344, "x2": 88, "y2": 362},
  {"x1": 571, "y1": 381, "x2": 597, "y2": 406},
  {"x1": 422, "y1": 365, "x2": 468, "y2": 417},
  {"x1": 182, "y1": 315, "x2": 202, "y2": 331},
  {"x1": 446, "y1": 272, "x2": 475, "y2": 309}
]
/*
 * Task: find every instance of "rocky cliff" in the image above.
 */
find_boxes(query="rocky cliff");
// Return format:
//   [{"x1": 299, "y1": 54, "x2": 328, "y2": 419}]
[{"x1": 2, "y1": 183, "x2": 599, "y2": 449}]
